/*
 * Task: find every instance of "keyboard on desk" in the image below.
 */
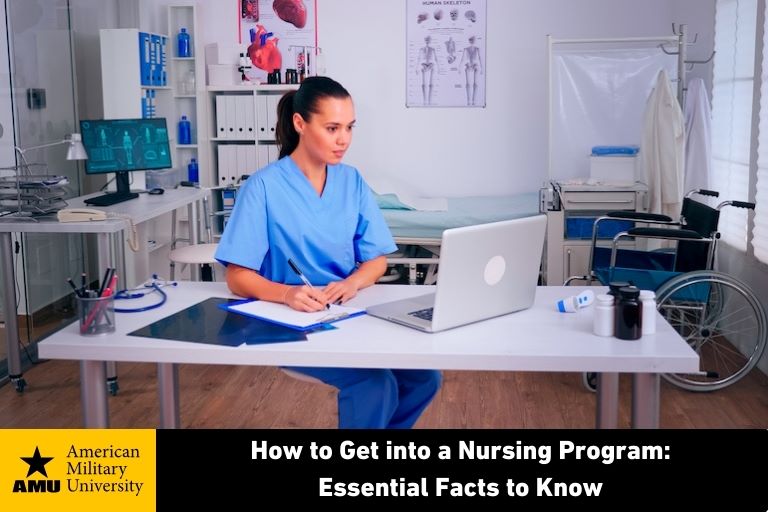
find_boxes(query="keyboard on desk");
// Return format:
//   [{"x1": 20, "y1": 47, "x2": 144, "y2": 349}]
[{"x1": 408, "y1": 307, "x2": 434, "y2": 321}]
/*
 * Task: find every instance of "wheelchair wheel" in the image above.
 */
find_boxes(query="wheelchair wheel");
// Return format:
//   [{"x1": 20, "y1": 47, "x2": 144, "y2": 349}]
[{"x1": 655, "y1": 270, "x2": 767, "y2": 392}]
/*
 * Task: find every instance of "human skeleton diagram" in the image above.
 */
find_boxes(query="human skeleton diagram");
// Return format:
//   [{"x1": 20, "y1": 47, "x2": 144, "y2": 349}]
[
  {"x1": 459, "y1": 36, "x2": 482, "y2": 106},
  {"x1": 416, "y1": 36, "x2": 439, "y2": 105},
  {"x1": 445, "y1": 36, "x2": 456, "y2": 64}
]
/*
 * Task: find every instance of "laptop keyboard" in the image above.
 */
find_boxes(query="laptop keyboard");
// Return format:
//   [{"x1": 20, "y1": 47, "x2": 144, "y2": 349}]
[{"x1": 408, "y1": 307, "x2": 434, "y2": 321}]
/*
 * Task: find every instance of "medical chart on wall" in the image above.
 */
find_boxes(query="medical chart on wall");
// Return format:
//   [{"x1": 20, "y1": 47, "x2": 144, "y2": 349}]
[
  {"x1": 406, "y1": 0, "x2": 486, "y2": 108},
  {"x1": 239, "y1": 0, "x2": 317, "y2": 84}
]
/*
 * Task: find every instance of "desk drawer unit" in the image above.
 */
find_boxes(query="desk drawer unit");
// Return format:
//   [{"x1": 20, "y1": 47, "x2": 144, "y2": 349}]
[{"x1": 560, "y1": 191, "x2": 637, "y2": 211}]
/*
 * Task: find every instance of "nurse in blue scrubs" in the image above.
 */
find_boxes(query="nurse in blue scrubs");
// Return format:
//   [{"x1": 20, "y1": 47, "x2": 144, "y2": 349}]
[{"x1": 215, "y1": 76, "x2": 442, "y2": 428}]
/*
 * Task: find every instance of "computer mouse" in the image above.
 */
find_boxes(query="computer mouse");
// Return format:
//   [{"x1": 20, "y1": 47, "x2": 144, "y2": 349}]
[{"x1": 148, "y1": 188, "x2": 164, "y2": 195}]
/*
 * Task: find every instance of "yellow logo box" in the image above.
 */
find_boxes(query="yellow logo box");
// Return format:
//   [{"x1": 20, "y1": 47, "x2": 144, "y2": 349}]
[{"x1": 0, "y1": 429, "x2": 155, "y2": 512}]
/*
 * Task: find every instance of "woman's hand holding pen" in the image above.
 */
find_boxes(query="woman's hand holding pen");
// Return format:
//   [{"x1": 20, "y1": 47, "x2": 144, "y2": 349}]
[
  {"x1": 284, "y1": 285, "x2": 330, "y2": 312},
  {"x1": 323, "y1": 278, "x2": 360, "y2": 305}
]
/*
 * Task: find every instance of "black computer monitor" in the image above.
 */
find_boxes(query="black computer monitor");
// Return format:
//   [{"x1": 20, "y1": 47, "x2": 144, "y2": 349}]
[{"x1": 80, "y1": 118, "x2": 172, "y2": 206}]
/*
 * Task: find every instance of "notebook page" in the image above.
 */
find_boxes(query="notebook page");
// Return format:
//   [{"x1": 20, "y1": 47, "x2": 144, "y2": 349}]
[{"x1": 228, "y1": 301, "x2": 364, "y2": 328}]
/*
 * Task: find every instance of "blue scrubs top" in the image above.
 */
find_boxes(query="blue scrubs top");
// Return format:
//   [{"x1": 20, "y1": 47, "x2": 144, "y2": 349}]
[{"x1": 215, "y1": 156, "x2": 397, "y2": 285}]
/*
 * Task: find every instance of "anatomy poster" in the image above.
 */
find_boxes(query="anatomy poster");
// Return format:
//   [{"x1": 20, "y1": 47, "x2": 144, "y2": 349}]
[
  {"x1": 406, "y1": 0, "x2": 486, "y2": 108},
  {"x1": 239, "y1": 0, "x2": 317, "y2": 84}
]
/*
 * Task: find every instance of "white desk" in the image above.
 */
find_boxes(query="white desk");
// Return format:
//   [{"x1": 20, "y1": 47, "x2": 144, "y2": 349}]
[
  {"x1": 38, "y1": 283, "x2": 699, "y2": 429},
  {"x1": 0, "y1": 187, "x2": 207, "y2": 391}
]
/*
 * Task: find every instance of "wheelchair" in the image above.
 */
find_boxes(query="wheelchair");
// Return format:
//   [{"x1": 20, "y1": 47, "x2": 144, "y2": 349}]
[{"x1": 566, "y1": 189, "x2": 766, "y2": 392}]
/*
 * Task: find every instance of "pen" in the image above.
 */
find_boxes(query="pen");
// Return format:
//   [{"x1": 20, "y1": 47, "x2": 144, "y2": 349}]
[
  {"x1": 67, "y1": 278, "x2": 83, "y2": 298},
  {"x1": 288, "y1": 258, "x2": 330, "y2": 309},
  {"x1": 97, "y1": 267, "x2": 112, "y2": 298}
]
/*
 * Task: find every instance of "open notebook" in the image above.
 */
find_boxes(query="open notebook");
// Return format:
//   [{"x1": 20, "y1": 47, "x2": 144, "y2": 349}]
[{"x1": 224, "y1": 300, "x2": 365, "y2": 331}]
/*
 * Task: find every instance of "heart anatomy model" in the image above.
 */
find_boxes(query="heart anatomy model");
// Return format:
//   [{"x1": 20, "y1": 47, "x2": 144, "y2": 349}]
[{"x1": 246, "y1": 0, "x2": 308, "y2": 73}]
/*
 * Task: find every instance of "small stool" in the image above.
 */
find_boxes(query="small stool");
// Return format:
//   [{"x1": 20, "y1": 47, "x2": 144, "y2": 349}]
[{"x1": 169, "y1": 243, "x2": 219, "y2": 281}]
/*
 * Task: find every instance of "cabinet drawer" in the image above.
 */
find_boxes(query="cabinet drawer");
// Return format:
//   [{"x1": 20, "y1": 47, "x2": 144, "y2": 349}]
[{"x1": 560, "y1": 192, "x2": 636, "y2": 211}]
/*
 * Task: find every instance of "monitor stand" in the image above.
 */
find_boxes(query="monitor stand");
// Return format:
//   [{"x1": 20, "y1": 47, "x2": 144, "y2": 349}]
[{"x1": 84, "y1": 172, "x2": 139, "y2": 207}]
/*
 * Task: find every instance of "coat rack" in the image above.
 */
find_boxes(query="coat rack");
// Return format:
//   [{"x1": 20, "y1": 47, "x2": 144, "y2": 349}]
[{"x1": 659, "y1": 23, "x2": 716, "y2": 106}]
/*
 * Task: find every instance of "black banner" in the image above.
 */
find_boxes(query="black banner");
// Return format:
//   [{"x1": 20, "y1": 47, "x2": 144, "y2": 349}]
[{"x1": 157, "y1": 429, "x2": 767, "y2": 509}]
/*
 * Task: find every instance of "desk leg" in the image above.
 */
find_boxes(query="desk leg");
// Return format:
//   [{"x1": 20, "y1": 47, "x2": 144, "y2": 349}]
[
  {"x1": 98, "y1": 232, "x2": 120, "y2": 395},
  {"x1": 595, "y1": 372, "x2": 619, "y2": 429},
  {"x1": 80, "y1": 360, "x2": 109, "y2": 427},
  {"x1": 158, "y1": 363, "x2": 180, "y2": 429},
  {"x1": 631, "y1": 373, "x2": 660, "y2": 429},
  {"x1": 187, "y1": 202, "x2": 200, "y2": 281},
  {"x1": 0, "y1": 232, "x2": 25, "y2": 392}
]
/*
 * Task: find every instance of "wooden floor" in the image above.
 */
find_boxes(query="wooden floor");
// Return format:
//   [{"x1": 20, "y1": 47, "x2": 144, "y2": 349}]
[{"x1": 1, "y1": 359, "x2": 766, "y2": 428}]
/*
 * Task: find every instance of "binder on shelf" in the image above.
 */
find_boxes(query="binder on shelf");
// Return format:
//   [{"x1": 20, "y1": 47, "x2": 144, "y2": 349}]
[
  {"x1": 225, "y1": 95, "x2": 237, "y2": 138},
  {"x1": 266, "y1": 95, "x2": 280, "y2": 140},
  {"x1": 151, "y1": 34, "x2": 162, "y2": 86},
  {"x1": 227, "y1": 145, "x2": 238, "y2": 185},
  {"x1": 215, "y1": 95, "x2": 227, "y2": 139},
  {"x1": 244, "y1": 96, "x2": 255, "y2": 136},
  {"x1": 224, "y1": 299, "x2": 366, "y2": 332},
  {"x1": 236, "y1": 144, "x2": 250, "y2": 179},
  {"x1": 257, "y1": 145, "x2": 270, "y2": 169},
  {"x1": 246, "y1": 145, "x2": 258, "y2": 174},
  {"x1": 160, "y1": 36, "x2": 168, "y2": 86},
  {"x1": 267, "y1": 145, "x2": 279, "y2": 163},
  {"x1": 235, "y1": 96, "x2": 248, "y2": 137},
  {"x1": 139, "y1": 32, "x2": 152, "y2": 86},
  {"x1": 256, "y1": 95, "x2": 269, "y2": 141}
]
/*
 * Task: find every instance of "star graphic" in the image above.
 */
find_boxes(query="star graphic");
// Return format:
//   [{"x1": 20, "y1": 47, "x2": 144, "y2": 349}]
[{"x1": 20, "y1": 447, "x2": 54, "y2": 478}]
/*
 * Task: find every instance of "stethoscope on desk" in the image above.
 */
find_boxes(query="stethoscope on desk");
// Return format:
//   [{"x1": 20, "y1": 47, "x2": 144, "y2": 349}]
[{"x1": 114, "y1": 275, "x2": 177, "y2": 313}]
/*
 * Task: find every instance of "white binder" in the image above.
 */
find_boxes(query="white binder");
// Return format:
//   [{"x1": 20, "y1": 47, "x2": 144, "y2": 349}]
[
  {"x1": 217, "y1": 144, "x2": 229, "y2": 186},
  {"x1": 257, "y1": 145, "x2": 270, "y2": 168},
  {"x1": 246, "y1": 145, "x2": 259, "y2": 173},
  {"x1": 225, "y1": 95, "x2": 237, "y2": 139},
  {"x1": 268, "y1": 144, "x2": 279, "y2": 163},
  {"x1": 244, "y1": 95, "x2": 255, "y2": 138},
  {"x1": 225, "y1": 145, "x2": 239, "y2": 185},
  {"x1": 215, "y1": 95, "x2": 227, "y2": 139},
  {"x1": 236, "y1": 144, "x2": 250, "y2": 178},
  {"x1": 266, "y1": 95, "x2": 280, "y2": 141},
  {"x1": 235, "y1": 96, "x2": 248, "y2": 138},
  {"x1": 256, "y1": 95, "x2": 269, "y2": 141}
]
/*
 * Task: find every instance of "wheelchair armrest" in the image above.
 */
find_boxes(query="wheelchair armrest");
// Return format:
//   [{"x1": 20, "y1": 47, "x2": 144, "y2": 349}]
[
  {"x1": 626, "y1": 227, "x2": 704, "y2": 240},
  {"x1": 605, "y1": 211, "x2": 674, "y2": 223}
]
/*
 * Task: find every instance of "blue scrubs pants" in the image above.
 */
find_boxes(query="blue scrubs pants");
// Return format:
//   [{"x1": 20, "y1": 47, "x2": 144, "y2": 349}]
[{"x1": 288, "y1": 367, "x2": 442, "y2": 429}]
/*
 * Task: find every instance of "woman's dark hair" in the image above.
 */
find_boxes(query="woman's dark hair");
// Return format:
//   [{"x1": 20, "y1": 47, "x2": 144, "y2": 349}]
[{"x1": 275, "y1": 76, "x2": 351, "y2": 158}]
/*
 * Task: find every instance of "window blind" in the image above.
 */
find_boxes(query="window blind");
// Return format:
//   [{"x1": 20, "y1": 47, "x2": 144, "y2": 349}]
[
  {"x1": 755, "y1": 0, "x2": 768, "y2": 262},
  {"x1": 711, "y1": 0, "x2": 757, "y2": 251}
]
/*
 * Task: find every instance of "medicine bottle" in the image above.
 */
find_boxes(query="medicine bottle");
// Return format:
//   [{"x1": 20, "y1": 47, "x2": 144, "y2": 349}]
[
  {"x1": 639, "y1": 290, "x2": 656, "y2": 335},
  {"x1": 178, "y1": 115, "x2": 191, "y2": 145},
  {"x1": 187, "y1": 158, "x2": 199, "y2": 183},
  {"x1": 177, "y1": 28, "x2": 191, "y2": 58},
  {"x1": 615, "y1": 286, "x2": 642, "y2": 340},
  {"x1": 593, "y1": 294, "x2": 614, "y2": 337},
  {"x1": 184, "y1": 69, "x2": 196, "y2": 95},
  {"x1": 608, "y1": 281, "x2": 631, "y2": 298}
]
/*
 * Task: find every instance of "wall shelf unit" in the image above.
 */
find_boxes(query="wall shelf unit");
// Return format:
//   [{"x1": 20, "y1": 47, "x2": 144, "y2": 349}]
[{"x1": 204, "y1": 84, "x2": 297, "y2": 235}]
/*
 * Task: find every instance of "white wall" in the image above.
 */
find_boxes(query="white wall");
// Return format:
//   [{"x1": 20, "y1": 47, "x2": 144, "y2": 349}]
[{"x1": 134, "y1": 0, "x2": 716, "y2": 197}]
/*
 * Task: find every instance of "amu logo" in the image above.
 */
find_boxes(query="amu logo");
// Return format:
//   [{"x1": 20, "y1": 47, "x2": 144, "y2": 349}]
[{"x1": 12, "y1": 446, "x2": 61, "y2": 493}]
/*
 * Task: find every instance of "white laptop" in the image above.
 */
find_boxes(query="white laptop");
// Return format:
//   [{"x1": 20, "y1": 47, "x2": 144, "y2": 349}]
[{"x1": 367, "y1": 215, "x2": 547, "y2": 332}]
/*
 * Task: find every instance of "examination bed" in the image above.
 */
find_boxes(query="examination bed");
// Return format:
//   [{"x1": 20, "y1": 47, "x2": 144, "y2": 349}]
[{"x1": 378, "y1": 192, "x2": 540, "y2": 284}]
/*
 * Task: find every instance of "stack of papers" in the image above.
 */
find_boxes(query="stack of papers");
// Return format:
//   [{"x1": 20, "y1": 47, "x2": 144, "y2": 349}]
[{"x1": 225, "y1": 300, "x2": 365, "y2": 331}]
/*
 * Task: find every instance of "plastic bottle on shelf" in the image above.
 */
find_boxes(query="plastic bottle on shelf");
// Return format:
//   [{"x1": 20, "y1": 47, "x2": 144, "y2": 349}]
[
  {"x1": 184, "y1": 69, "x2": 196, "y2": 95},
  {"x1": 187, "y1": 158, "x2": 199, "y2": 183},
  {"x1": 177, "y1": 28, "x2": 191, "y2": 58},
  {"x1": 178, "y1": 115, "x2": 191, "y2": 145}
]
